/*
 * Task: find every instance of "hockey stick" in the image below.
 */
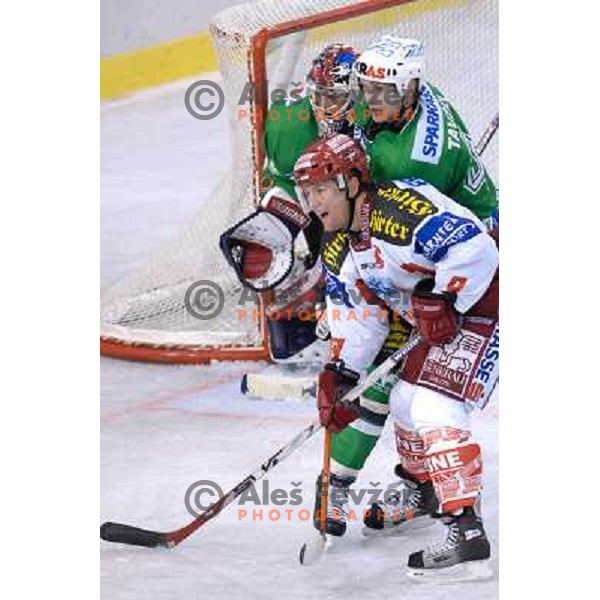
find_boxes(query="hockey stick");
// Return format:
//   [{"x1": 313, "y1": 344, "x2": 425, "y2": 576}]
[
  {"x1": 475, "y1": 112, "x2": 499, "y2": 157},
  {"x1": 298, "y1": 428, "x2": 332, "y2": 565},
  {"x1": 320, "y1": 430, "x2": 332, "y2": 535},
  {"x1": 100, "y1": 335, "x2": 421, "y2": 549}
]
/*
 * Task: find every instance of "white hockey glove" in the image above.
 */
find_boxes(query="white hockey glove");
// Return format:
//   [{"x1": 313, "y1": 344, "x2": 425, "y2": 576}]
[{"x1": 220, "y1": 188, "x2": 311, "y2": 291}]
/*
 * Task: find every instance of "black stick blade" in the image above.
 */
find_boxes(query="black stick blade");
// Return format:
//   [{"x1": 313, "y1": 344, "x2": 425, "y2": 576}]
[{"x1": 100, "y1": 522, "x2": 169, "y2": 548}]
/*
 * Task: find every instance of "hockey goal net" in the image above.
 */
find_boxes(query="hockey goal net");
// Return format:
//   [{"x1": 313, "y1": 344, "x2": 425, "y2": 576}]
[{"x1": 100, "y1": 0, "x2": 498, "y2": 364}]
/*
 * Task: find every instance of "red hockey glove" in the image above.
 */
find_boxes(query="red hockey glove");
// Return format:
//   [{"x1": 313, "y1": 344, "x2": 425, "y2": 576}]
[
  {"x1": 412, "y1": 279, "x2": 460, "y2": 345},
  {"x1": 317, "y1": 362, "x2": 360, "y2": 433}
]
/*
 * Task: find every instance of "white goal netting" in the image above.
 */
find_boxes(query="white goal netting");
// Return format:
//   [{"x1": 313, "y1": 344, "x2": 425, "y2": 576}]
[{"x1": 100, "y1": 0, "x2": 498, "y2": 362}]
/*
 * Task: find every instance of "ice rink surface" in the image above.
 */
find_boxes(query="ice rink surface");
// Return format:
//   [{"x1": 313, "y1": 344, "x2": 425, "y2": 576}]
[{"x1": 101, "y1": 77, "x2": 499, "y2": 600}]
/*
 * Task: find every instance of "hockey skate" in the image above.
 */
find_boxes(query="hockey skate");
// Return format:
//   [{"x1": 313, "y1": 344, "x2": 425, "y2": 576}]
[
  {"x1": 407, "y1": 506, "x2": 492, "y2": 582},
  {"x1": 363, "y1": 465, "x2": 436, "y2": 536},
  {"x1": 313, "y1": 472, "x2": 354, "y2": 537}
]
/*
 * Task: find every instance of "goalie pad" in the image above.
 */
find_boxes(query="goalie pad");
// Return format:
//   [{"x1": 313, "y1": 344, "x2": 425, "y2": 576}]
[
  {"x1": 266, "y1": 267, "x2": 328, "y2": 363},
  {"x1": 220, "y1": 188, "x2": 311, "y2": 291}
]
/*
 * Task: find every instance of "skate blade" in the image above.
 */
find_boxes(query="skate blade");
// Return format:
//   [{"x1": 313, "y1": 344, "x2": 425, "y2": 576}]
[
  {"x1": 298, "y1": 533, "x2": 332, "y2": 566},
  {"x1": 407, "y1": 559, "x2": 493, "y2": 583},
  {"x1": 362, "y1": 516, "x2": 435, "y2": 538}
]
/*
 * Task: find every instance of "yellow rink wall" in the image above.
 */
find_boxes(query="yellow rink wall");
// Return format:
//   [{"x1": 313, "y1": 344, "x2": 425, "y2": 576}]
[
  {"x1": 101, "y1": 32, "x2": 217, "y2": 100},
  {"x1": 100, "y1": 0, "x2": 467, "y2": 101}
]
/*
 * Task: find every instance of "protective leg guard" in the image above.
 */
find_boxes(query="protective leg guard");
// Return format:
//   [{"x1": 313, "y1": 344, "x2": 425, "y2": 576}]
[
  {"x1": 423, "y1": 428, "x2": 483, "y2": 514},
  {"x1": 394, "y1": 426, "x2": 429, "y2": 482}
]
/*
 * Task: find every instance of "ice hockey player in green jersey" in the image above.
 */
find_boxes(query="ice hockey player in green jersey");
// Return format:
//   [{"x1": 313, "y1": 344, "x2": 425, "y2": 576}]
[
  {"x1": 263, "y1": 36, "x2": 498, "y2": 224},
  {"x1": 352, "y1": 35, "x2": 498, "y2": 223}
]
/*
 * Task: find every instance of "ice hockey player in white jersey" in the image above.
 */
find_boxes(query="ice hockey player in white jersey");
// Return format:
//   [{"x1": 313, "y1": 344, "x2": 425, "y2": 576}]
[{"x1": 292, "y1": 133, "x2": 499, "y2": 579}]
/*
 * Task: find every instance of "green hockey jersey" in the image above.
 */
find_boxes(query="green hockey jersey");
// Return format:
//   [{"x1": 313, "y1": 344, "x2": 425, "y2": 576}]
[
  {"x1": 353, "y1": 82, "x2": 497, "y2": 219},
  {"x1": 262, "y1": 96, "x2": 319, "y2": 199},
  {"x1": 262, "y1": 84, "x2": 497, "y2": 219}
]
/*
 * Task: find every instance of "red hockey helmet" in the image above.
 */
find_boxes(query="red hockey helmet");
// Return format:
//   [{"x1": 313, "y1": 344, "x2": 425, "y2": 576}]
[{"x1": 293, "y1": 133, "x2": 369, "y2": 191}]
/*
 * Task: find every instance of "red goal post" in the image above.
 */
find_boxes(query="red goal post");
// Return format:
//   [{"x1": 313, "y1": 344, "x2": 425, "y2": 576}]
[{"x1": 247, "y1": 0, "x2": 414, "y2": 197}]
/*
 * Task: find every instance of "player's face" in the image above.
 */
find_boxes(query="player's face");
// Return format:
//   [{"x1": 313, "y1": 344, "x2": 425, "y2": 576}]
[
  {"x1": 310, "y1": 87, "x2": 351, "y2": 118},
  {"x1": 359, "y1": 79, "x2": 418, "y2": 123},
  {"x1": 360, "y1": 80, "x2": 401, "y2": 122},
  {"x1": 302, "y1": 180, "x2": 349, "y2": 232}
]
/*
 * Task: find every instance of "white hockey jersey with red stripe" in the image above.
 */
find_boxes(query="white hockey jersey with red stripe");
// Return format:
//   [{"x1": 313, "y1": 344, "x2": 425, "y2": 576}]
[{"x1": 320, "y1": 178, "x2": 498, "y2": 374}]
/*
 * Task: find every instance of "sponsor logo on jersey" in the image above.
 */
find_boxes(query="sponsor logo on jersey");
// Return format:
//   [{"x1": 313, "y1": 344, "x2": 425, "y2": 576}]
[
  {"x1": 415, "y1": 212, "x2": 481, "y2": 263},
  {"x1": 378, "y1": 185, "x2": 437, "y2": 217},
  {"x1": 324, "y1": 271, "x2": 354, "y2": 308},
  {"x1": 438, "y1": 96, "x2": 462, "y2": 152},
  {"x1": 468, "y1": 322, "x2": 499, "y2": 402},
  {"x1": 369, "y1": 184, "x2": 438, "y2": 246},
  {"x1": 359, "y1": 245, "x2": 385, "y2": 270},
  {"x1": 362, "y1": 275, "x2": 400, "y2": 303},
  {"x1": 321, "y1": 231, "x2": 350, "y2": 275},
  {"x1": 418, "y1": 331, "x2": 487, "y2": 399},
  {"x1": 370, "y1": 208, "x2": 412, "y2": 242},
  {"x1": 411, "y1": 84, "x2": 445, "y2": 165}
]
